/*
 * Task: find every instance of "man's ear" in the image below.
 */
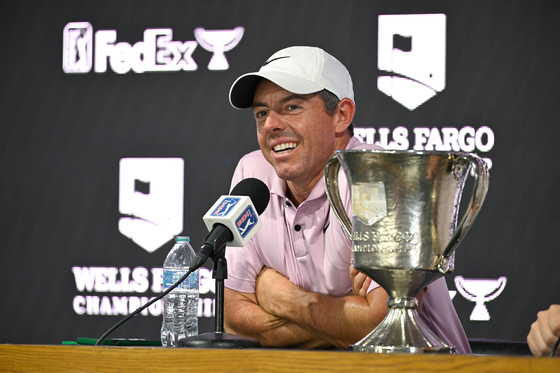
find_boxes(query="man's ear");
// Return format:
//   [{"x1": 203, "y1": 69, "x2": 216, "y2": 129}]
[{"x1": 334, "y1": 98, "x2": 356, "y2": 134}]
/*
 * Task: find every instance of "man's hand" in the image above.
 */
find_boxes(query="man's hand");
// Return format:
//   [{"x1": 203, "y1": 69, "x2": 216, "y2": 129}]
[
  {"x1": 350, "y1": 264, "x2": 372, "y2": 298},
  {"x1": 255, "y1": 267, "x2": 295, "y2": 315},
  {"x1": 527, "y1": 304, "x2": 560, "y2": 356},
  {"x1": 348, "y1": 265, "x2": 426, "y2": 310}
]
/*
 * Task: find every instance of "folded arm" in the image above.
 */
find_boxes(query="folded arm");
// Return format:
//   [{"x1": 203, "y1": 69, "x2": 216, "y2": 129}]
[
  {"x1": 224, "y1": 266, "x2": 390, "y2": 349},
  {"x1": 224, "y1": 286, "x2": 332, "y2": 348}
]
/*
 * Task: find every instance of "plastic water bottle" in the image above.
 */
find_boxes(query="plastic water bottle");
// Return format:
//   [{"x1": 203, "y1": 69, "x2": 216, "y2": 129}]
[{"x1": 161, "y1": 236, "x2": 199, "y2": 347}]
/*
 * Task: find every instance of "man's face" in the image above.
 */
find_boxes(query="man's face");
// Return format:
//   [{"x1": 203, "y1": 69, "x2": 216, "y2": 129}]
[{"x1": 252, "y1": 80, "x2": 339, "y2": 189}]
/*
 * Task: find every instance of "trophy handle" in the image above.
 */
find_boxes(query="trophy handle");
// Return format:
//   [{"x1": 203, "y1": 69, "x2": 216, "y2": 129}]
[
  {"x1": 438, "y1": 153, "x2": 490, "y2": 273},
  {"x1": 324, "y1": 155, "x2": 353, "y2": 239}
]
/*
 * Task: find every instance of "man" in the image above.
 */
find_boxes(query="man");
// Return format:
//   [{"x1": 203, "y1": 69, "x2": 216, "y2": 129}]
[
  {"x1": 527, "y1": 304, "x2": 560, "y2": 356},
  {"x1": 223, "y1": 46, "x2": 471, "y2": 353}
]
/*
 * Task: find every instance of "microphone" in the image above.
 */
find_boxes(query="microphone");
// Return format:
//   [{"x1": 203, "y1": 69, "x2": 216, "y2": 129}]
[
  {"x1": 189, "y1": 178, "x2": 270, "y2": 271},
  {"x1": 94, "y1": 178, "x2": 269, "y2": 347}
]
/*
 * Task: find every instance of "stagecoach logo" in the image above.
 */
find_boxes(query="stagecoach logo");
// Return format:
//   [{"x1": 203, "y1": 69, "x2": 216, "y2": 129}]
[
  {"x1": 377, "y1": 14, "x2": 446, "y2": 110},
  {"x1": 118, "y1": 158, "x2": 184, "y2": 253},
  {"x1": 62, "y1": 22, "x2": 244, "y2": 74}
]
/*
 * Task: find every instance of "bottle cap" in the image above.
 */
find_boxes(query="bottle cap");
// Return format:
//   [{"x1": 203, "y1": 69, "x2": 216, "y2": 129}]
[{"x1": 175, "y1": 236, "x2": 190, "y2": 242}]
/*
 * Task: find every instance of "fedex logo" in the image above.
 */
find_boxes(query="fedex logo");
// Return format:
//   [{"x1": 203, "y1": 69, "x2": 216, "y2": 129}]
[
  {"x1": 63, "y1": 22, "x2": 244, "y2": 74},
  {"x1": 211, "y1": 197, "x2": 240, "y2": 217},
  {"x1": 235, "y1": 206, "x2": 258, "y2": 238}
]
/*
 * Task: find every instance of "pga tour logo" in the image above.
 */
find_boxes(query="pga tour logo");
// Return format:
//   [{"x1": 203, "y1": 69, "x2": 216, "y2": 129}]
[
  {"x1": 378, "y1": 14, "x2": 446, "y2": 110},
  {"x1": 63, "y1": 22, "x2": 93, "y2": 73},
  {"x1": 211, "y1": 197, "x2": 241, "y2": 217},
  {"x1": 63, "y1": 22, "x2": 244, "y2": 74},
  {"x1": 235, "y1": 206, "x2": 258, "y2": 238}
]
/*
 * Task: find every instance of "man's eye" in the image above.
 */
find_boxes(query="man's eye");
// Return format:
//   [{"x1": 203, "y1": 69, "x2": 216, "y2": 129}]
[
  {"x1": 287, "y1": 105, "x2": 299, "y2": 111},
  {"x1": 255, "y1": 110, "x2": 267, "y2": 118}
]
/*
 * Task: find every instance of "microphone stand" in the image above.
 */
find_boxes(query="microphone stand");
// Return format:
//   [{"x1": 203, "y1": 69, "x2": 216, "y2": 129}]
[{"x1": 177, "y1": 247, "x2": 261, "y2": 348}]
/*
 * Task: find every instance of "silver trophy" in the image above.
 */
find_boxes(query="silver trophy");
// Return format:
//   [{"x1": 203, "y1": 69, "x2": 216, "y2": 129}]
[{"x1": 324, "y1": 150, "x2": 489, "y2": 353}]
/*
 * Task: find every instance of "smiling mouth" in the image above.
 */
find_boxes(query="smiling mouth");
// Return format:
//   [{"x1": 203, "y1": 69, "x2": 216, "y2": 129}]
[{"x1": 273, "y1": 142, "x2": 299, "y2": 154}]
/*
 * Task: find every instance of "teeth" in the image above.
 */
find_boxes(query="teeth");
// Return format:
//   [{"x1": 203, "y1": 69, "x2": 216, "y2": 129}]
[{"x1": 274, "y1": 142, "x2": 298, "y2": 153}]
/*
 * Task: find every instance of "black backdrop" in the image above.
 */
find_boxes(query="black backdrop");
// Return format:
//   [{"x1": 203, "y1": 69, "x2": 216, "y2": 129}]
[{"x1": 1, "y1": 0, "x2": 559, "y2": 345}]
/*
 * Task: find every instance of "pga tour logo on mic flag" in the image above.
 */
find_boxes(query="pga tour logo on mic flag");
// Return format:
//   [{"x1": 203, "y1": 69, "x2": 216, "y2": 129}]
[
  {"x1": 235, "y1": 206, "x2": 258, "y2": 238},
  {"x1": 210, "y1": 197, "x2": 258, "y2": 238},
  {"x1": 211, "y1": 197, "x2": 241, "y2": 217},
  {"x1": 204, "y1": 195, "x2": 262, "y2": 247}
]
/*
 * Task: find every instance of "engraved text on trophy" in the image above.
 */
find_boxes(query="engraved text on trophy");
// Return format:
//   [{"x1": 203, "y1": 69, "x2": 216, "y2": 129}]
[{"x1": 352, "y1": 230, "x2": 418, "y2": 253}]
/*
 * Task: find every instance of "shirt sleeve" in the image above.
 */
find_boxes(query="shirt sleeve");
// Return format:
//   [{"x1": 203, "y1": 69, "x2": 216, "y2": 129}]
[{"x1": 224, "y1": 154, "x2": 265, "y2": 294}]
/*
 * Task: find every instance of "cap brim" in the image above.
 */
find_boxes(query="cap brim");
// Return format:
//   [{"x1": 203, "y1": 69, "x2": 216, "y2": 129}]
[
  {"x1": 229, "y1": 74, "x2": 264, "y2": 109},
  {"x1": 229, "y1": 71, "x2": 325, "y2": 109}
]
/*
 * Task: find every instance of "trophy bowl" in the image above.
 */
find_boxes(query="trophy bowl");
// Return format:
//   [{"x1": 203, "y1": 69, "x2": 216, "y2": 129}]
[{"x1": 325, "y1": 149, "x2": 489, "y2": 353}]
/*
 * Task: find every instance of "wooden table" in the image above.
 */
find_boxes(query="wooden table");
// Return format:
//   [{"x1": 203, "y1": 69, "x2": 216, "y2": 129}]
[{"x1": 1, "y1": 344, "x2": 559, "y2": 372}]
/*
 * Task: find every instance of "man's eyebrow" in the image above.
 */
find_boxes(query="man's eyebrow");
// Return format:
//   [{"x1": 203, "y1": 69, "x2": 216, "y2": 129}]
[
  {"x1": 252, "y1": 93, "x2": 312, "y2": 110},
  {"x1": 252, "y1": 101, "x2": 267, "y2": 110}
]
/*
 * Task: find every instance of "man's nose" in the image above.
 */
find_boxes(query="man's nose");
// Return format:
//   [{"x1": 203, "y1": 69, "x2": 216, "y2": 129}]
[{"x1": 263, "y1": 111, "x2": 285, "y2": 132}]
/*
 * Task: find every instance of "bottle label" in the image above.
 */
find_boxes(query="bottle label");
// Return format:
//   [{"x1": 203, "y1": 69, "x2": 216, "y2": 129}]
[{"x1": 162, "y1": 269, "x2": 199, "y2": 291}]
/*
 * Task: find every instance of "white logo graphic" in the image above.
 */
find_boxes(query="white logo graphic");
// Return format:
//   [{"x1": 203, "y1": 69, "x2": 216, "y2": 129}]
[
  {"x1": 455, "y1": 276, "x2": 507, "y2": 321},
  {"x1": 63, "y1": 22, "x2": 93, "y2": 73},
  {"x1": 119, "y1": 158, "x2": 184, "y2": 253},
  {"x1": 94, "y1": 28, "x2": 199, "y2": 74},
  {"x1": 194, "y1": 27, "x2": 244, "y2": 70},
  {"x1": 354, "y1": 126, "x2": 494, "y2": 170},
  {"x1": 378, "y1": 14, "x2": 446, "y2": 110},
  {"x1": 71, "y1": 266, "x2": 217, "y2": 317},
  {"x1": 63, "y1": 23, "x2": 244, "y2": 74}
]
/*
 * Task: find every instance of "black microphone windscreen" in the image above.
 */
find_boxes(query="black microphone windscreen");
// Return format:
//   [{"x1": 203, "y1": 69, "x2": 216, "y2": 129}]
[{"x1": 230, "y1": 178, "x2": 270, "y2": 215}]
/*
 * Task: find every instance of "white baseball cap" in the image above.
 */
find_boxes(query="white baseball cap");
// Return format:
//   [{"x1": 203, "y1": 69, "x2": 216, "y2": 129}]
[{"x1": 229, "y1": 46, "x2": 354, "y2": 109}]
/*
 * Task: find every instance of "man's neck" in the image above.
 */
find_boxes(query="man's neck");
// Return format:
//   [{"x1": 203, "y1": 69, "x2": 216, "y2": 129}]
[{"x1": 285, "y1": 178, "x2": 320, "y2": 208}]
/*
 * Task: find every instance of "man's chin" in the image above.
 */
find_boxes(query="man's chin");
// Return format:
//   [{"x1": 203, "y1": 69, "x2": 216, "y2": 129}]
[{"x1": 273, "y1": 167, "x2": 303, "y2": 183}]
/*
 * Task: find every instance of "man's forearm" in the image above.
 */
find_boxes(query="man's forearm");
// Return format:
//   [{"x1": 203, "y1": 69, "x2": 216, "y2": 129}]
[
  {"x1": 255, "y1": 268, "x2": 389, "y2": 349},
  {"x1": 223, "y1": 287, "x2": 332, "y2": 349},
  {"x1": 271, "y1": 286, "x2": 388, "y2": 349}
]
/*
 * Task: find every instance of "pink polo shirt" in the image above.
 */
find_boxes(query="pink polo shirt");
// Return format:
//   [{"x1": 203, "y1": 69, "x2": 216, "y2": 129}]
[{"x1": 225, "y1": 136, "x2": 471, "y2": 354}]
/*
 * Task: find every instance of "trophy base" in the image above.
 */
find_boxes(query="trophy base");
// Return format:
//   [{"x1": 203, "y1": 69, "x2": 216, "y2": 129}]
[
  {"x1": 350, "y1": 297, "x2": 456, "y2": 354},
  {"x1": 350, "y1": 345, "x2": 454, "y2": 354}
]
